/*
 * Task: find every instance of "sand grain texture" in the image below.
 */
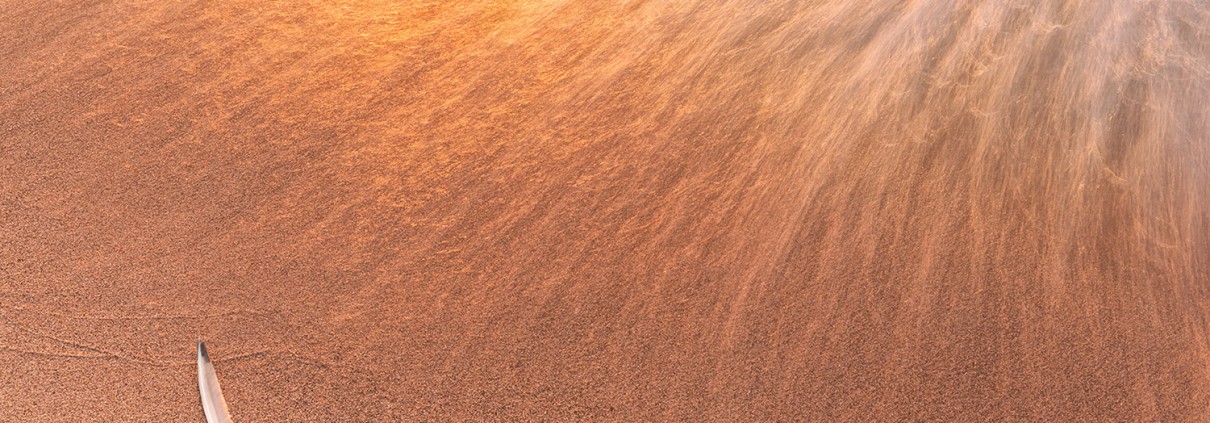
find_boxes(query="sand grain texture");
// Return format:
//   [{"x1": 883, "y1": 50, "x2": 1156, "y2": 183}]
[{"x1": 2, "y1": 0, "x2": 1210, "y2": 421}]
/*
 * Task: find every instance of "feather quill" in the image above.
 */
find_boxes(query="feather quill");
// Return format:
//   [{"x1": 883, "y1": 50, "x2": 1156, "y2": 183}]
[{"x1": 197, "y1": 341, "x2": 234, "y2": 423}]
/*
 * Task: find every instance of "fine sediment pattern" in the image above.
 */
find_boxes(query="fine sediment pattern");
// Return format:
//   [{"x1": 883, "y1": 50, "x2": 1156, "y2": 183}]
[{"x1": 2, "y1": 1, "x2": 1209, "y2": 420}]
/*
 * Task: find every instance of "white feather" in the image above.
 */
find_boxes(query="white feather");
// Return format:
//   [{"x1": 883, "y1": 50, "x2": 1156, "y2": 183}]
[{"x1": 197, "y1": 341, "x2": 234, "y2": 423}]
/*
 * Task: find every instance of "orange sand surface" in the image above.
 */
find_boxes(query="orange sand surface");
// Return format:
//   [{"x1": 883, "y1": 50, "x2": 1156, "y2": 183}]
[{"x1": 2, "y1": 1, "x2": 1209, "y2": 421}]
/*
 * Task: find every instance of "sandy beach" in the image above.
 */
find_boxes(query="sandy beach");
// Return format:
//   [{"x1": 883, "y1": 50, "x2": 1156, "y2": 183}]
[{"x1": 2, "y1": 0, "x2": 1209, "y2": 420}]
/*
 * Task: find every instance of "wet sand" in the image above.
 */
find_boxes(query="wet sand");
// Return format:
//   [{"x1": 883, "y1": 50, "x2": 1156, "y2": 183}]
[{"x1": 2, "y1": 0, "x2": 1209, "y2": 421}]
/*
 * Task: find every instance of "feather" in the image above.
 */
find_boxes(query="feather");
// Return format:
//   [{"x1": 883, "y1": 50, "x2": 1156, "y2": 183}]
[{"x1": 197, "y1": 341, "x2": 234, "y2": 423}]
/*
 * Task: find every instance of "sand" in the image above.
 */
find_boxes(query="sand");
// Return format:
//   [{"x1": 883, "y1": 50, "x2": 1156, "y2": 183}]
[{"x1": 2, "y1": 0, "x2": 1209, "y2": 421}]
